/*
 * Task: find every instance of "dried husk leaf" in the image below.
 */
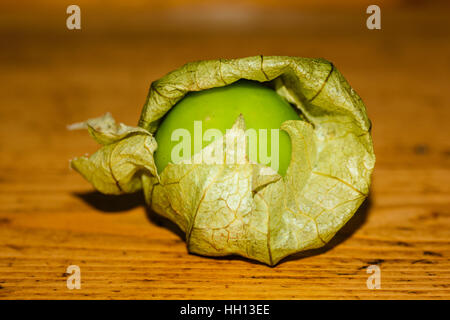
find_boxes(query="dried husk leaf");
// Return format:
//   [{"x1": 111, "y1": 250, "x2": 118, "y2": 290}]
[{"x1": 70, "y1": 113, "x2": 158, "y2": 194}]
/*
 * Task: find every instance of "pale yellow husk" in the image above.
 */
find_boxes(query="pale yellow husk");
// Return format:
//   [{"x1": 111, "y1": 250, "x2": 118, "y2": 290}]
[{"x1": 71, "y1": 56, "x2": 375, "y2": 266}]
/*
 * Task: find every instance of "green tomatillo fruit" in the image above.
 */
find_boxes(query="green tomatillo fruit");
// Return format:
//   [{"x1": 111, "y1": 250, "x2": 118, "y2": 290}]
[
  {"x1": 154, "y1": 80, "x2": 300, "y2": 176},
  {"x1": 70, "y1": 56, "x2": 375, "y2": 266}
]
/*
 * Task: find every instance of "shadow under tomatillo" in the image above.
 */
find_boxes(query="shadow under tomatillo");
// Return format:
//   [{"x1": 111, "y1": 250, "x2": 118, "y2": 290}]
[{"x1": 74, "y1": 191, "x2": 185, "y2": 241}]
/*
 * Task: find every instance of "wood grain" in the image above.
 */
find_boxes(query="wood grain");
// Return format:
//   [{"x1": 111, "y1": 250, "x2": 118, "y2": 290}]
[{"x1": 0, "y1": 1, "x2": 449, "y2": 299}]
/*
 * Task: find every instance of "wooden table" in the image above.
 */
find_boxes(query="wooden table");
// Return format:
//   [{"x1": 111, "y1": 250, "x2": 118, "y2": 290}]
[{"x1": 1, "y1": 1, "x2": 449, "y2": 299}]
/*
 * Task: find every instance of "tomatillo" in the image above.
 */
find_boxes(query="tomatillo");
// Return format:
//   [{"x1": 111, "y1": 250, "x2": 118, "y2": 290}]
[{"x1": 154, "y1": 79, "x2": 300, "y2": 176}]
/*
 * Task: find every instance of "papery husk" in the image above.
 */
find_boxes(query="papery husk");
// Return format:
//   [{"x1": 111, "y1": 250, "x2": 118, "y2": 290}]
[{"x1": 71, "y1": 56, "x2": 375, "y2": 266}]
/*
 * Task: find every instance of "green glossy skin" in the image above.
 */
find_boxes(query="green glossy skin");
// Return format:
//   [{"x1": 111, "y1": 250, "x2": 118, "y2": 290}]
[{"x1": 154, "y1": 80, "x2": 300, "y2": 176}]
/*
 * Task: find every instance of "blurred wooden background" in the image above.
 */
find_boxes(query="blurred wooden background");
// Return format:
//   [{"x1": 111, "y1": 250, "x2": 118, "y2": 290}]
[{"x1": 0, "y1": 0, "x2": 449, "y2": 299}]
